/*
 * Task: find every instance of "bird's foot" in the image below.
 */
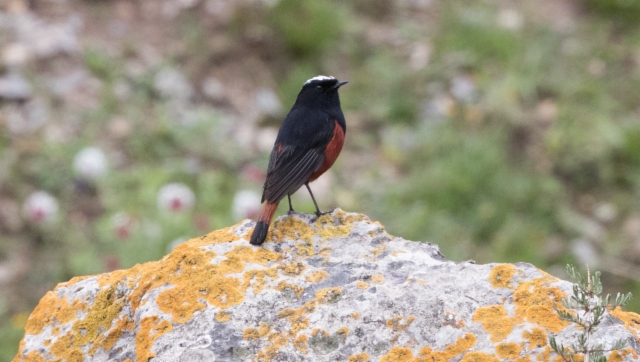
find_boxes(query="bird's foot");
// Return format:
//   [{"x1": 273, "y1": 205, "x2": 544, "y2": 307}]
[
  {"x1": 310, "y1": 209, "x2": 333, "y2": 222},
  {"x1": 287, "y1": 208, "x2": 296, "y2": 215}
]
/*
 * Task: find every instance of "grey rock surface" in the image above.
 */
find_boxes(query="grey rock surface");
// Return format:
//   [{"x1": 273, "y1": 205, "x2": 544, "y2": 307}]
[{"x1": 12, "y1": 210, "x2": 640, "y2": 361}]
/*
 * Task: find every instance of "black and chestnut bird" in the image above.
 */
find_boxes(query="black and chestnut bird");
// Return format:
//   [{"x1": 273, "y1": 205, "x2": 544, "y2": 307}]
[{"x1": 249, "y1": 75, "x2": 348, "y2": 246}]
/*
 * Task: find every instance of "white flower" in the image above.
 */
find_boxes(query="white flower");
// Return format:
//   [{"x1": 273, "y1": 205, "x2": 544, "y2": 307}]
[
  {"x1": 232, "y1": 190, "x2": 261, "y2": 220},
  {"x1": 157, "y1": 183, "x2": 195, "y2": 213},
  {"x1": 498, "y1": 9, "x2": 523, "y2": 31},
  {"x1": 73, "y1": 147, "x2": 108, "y2": 180},
  {"x1": 23, "y1": 191, "x2": 59, "y2": 224}
]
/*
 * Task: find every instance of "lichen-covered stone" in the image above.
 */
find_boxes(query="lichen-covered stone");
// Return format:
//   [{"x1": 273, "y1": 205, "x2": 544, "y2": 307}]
[{"x1": 12, "y1": 209, "x2": 640, "y2": 361}]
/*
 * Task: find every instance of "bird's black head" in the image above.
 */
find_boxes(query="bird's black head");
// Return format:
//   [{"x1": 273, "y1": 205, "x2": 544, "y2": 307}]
[{"x1": 294, "y1": 75, "x2": 348, "y2": 111}]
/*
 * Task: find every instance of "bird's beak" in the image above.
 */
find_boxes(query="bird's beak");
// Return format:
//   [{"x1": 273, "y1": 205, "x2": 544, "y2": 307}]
[{"x1": 333, "y1": 80, "x2": 348, "y2": 89}]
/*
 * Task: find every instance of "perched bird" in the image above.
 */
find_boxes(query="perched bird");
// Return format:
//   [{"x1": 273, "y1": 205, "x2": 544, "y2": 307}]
[{"x1": 250, "y1": 75, "x2": 348, "y2": 246}]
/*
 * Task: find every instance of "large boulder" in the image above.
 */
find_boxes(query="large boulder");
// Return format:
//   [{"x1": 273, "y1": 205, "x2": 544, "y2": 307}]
[{"x1": 12, "y1": 210, "x2": 640, "y2": 361}]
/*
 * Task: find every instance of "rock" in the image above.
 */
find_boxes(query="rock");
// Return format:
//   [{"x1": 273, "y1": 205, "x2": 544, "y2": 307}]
[{"x1": 12, "y1": 210, "x2": 640, "y2": 361}]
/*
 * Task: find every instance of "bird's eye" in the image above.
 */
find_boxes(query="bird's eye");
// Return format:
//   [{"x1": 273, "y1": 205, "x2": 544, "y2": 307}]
[{"x1": 316, "y1": 85, "x2": 322, "y2": 90}]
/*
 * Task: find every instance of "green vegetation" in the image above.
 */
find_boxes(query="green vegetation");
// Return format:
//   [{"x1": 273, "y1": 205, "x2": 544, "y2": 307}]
[{"x1": 550, "y1": 264, "x2": 632, "y2": 361}]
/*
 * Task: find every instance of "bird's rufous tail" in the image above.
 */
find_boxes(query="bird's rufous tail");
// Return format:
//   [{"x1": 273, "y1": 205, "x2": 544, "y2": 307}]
[{"x1": 249, "y1": 202, "x2": 278, "y2": 245}]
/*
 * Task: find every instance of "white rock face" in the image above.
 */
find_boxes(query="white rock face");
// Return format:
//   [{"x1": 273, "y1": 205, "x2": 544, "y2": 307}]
[{"x1": 12, "y1": 210, "x2": 640, "y2": 362}]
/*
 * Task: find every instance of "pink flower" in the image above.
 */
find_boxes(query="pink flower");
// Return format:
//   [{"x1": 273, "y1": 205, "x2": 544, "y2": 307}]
[
  {"x1": 22, "y1": 191, "x2": 59, "y2": 224},
  {"x1": 157, "y1": 183, "x2": 195, "y2": 213}
]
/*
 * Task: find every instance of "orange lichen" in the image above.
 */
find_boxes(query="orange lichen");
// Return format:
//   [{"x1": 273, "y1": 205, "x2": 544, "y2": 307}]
[
  {"x1": 293, "y1": 334, "x2": 308, "y2": 353},
  {"x1": 512, "y1": 273, "x2": 569, "y2": 333},
  {"x1": 495, "y1": 342, "x2": 521, "y2": 358},
  {"x1": 269, "y1": 217, "x2": 315, "y2": 243},
  {"x1": 216, "y1": 311, "x2": 231, "y2": 322},
  {"x1": 244, "y1": 267, "x2": 279, "y2": 295},
  {"x1": 244, "y1": 322, "x2": 271, "y2": 340},
  {"x1": 357, "y1": 281, "x2": 369, "y2": 289},
  {"x1": 351, "y1": 312, "x2": 361, "y2": 319},
  {"x1": 418, "y1": 333, "x2": 476, "y2": 360},
  {"x1": 338, "y1": 326, "x2": 349, "y2": 337},
  {"x1": 371, "y1": 274, "x2": 385, "y2": 284},
  {"x1": 473, "y1": 305, "x2": 517, "y2": 342},
  {"x1": 489, "y1": 264, "x2": 516, "y2": 289},
  {"x1": 386, "y1": 316, "x2": 415, "y2": 332},
  {"x1": 522, "y1": 327, "x2": 547, "y2": 348},
  {"x1": 611, "y1": 308, "x2": 640, "y2": 342},
  {"x1": 279, "y1": 261, "x2": 306, "y2": 276},
  {"x1": 460, "y1": 351, "x2": 500, "y2": 362},
  {"x1": 348, "y1": 352, "x2": 371, "y2": 362},
  {"x1": 135, "y1": 316, "x2": 173, "y2": 362},
  {"x1": 380, "y1": 346, "x2": 415, "y2": 362},
  {"x1": 19, "y1": 351, "x2": 45, "y2": 362},
  {"x1": 23, "y1": 292, "x2": 89, "y2": 335},
  {"x1": 50, "y1": 332, "x2": 83, "y2": 361},
  {"x1": 304, "y1": 270, "x2": 329, "y2": 283},
  {"x1": 102, "y1": 317, "x2": 134, "y2": 351},
  {"x1": 295, "y1": 242, "x2": 315, "y2": 256},
  {"x1": 276, "y1": 280, "x2": 304, "y2": 298},
  {"x1": 276, "y1": 303, "x2": 314, "y2": 334},
  {"x1": 315, "y1": 287, "x2": 342, "y2": 303},
  {"x1": 608, "y1": 348, "x2": 639, "y2": 361}
]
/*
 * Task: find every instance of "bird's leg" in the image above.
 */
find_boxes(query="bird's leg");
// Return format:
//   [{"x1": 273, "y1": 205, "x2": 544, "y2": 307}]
[
  {"x1": 287, "y1": 194, "x2": 295, "y2": 215},
  {"x1": 305, "y1": 183, "x2": 330, "y2": 218}
]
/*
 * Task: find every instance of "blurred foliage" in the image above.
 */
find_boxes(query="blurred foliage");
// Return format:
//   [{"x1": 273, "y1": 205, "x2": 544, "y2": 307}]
[{"x1": 3, "y1": 0, "x2": 640, "y2": 359}]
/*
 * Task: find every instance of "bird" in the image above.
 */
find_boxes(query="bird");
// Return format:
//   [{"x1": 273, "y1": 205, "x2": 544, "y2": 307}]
[{"x1": 249, "y1": 75, "x2": 348, "y2": 246}]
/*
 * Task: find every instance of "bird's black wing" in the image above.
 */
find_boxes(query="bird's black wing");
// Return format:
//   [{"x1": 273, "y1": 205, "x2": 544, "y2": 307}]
[{"x1": 261, "y1": 144, "x2": 326, "y2": 203}]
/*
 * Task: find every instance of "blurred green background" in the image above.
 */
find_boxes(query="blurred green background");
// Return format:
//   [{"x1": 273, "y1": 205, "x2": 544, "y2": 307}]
[{"x1": 2, "y1": 0, "x2": 640, "y2": 358}]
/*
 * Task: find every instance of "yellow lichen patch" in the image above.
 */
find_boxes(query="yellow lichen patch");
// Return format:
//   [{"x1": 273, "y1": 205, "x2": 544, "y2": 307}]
[
  {"x1": 279, "y1": 261, "x2": 306, "y2": 276},
  {"x1": 276, "y1": 280, "x2": 304, "y2": 298},
  {"x1": 380, "y1": 346, "x2": 415, "y2": 362},
  {"x1": 225, "y1": 245, "x2": 282, "y2": 266},
  {"x1": 135, "y1": 316, "x2": 173, "y2": 362},
  {"x1": 313, "y1": 215, "x2": 354, "y2": 240},
  {"x1": 102, "y1": 317, "x2": 134, "y2": 351},
  {"x1": 386, "y1": 316, "x2": 415, "y2": 332},
  {"x1": 472, "y1": 305, "x2": 517, "y2": 342},
  {"x1": 495, "y1": 342, "x2": 521, "y2": 358},
  {"x1": 526, "y1": 305, "x2": 567, "y2": 333},
  {"x1": 460, "y1": 351, "x2": 500, "y2": 362},
  {"x1": 216, "y1": 311, "x2": 231, "y2": 322},
  {"x1": 371, "y1": 274, "x2": 385, "y2": 284},
  {"x1": 512, "y1": 274, "x2": 569, "y2": 333},
  {"x1": 23, "y1": 291, "x2": 89, "y2": 335},
  {"x1": 244, "y1": 322, "x2": 271, "y2": 340},
  {"x1": 20, "y1": 351, "x2": 46, "y2": 362},
  {"x1": 276, "y1": 306, "x2": 312, "y2": 334},
  {"x1": 195, "y1": 225, "x2": 241, "y2": 246},
  {"x1": 304, "y1": 270, "x2": 329, "y2": 283},
  {"x1": 269, "y1": 217, "x2": 315, "y2": 243},
  {"x1": 443, "y1": 333, "x2": 476, "y2": 356},
  {"x1": 50, "y1": 332, "x2": 83, "y2": 361},
  {"x1": 338, "y1": 326, "x2": 349, "y2": 337},
  {"x1": 513, "y1": 357, "x2": 532, "y2": 362},
  {"x1": 72, "y1": 285, "x2": 125, "y2": 346},
  {"x1": 348, "y1": 352, "x2": 371, "y2": 362},
  {"x1": 315, "y1": 287, "x2": 342, "y2": 303},
  {"x1": 357, "y1": 281, "x2": 369, "y2": 289},
  {"x1": 418, "y1": 333, "x2": 476, "y2": 360},
  {"x1": 243, "y1": 267, "x2": 279, "y2": 295},
  {"x1": 489, "y1": 264, "x2": 516, "y2": 289},
  {"x1": 295, "y1": 242, "x2": 315, "y2": 256},
  {"x1": 293, "y1": 334, "x2": 308, "y2": 353},
  {"x1": 351, "y1": 312, "x2": 361, "y2": 319},
  {"x1": 522, "y1": 327, "x2": 547, "y2": 348},
  {"x1": 608, "y1": 348, "x2": 638, "y2": 361},
  {"x1": 611, "y1": 308, "x2": 640, "y2": 342}
]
